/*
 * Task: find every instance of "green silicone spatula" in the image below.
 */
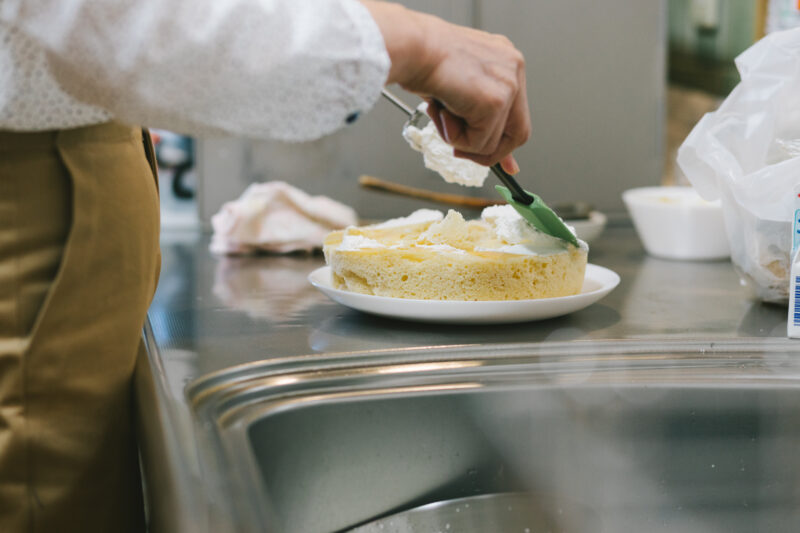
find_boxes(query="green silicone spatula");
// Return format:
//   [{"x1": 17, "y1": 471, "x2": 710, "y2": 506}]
[
  {"x1": 381, "y1": 89, "x2": 579, "y2": 248},
  {"x1": 495, "y1": 185, "x2": 578, "y2": 247}
]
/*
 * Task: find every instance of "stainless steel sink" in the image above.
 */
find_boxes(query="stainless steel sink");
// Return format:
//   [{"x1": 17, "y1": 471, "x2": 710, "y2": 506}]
[
  {"x1": 186, "y1": 341, "x2": 800, "y2": 533},
  {"x1": 348, "y1": 492, "x2": 596, "y2": 532}
]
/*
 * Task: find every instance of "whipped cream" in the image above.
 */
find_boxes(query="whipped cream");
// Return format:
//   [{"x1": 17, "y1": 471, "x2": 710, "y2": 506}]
[
  {"x1": 335, "y1": 206, "x2": 586, "y2": 256},
  {"x1": 338, "y1": 234, "x2": 385, "y2": 251},
  {"x1": 417, "y1": 210, "x2": 468, "y2": 245},
  {"x1": 416, "y1": 243, "x2": 467, "y2": 254},
  {"x1": 480, "y1": 205, "x2": 584, "y2": 255},
  {"x1": 372, "y1": 209, "x2": 444, "y2": 228},
  {"x1": 402, "y1": 104, "x2": 489, "y2": 187}
]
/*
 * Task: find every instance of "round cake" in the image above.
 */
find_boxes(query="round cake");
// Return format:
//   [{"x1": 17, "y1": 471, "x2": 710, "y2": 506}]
[{"x1": 323, "y1": 206, "x2": 588, "y2": 301}]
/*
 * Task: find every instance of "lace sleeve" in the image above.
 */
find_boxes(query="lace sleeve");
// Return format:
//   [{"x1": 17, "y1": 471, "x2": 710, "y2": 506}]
[{"x1": 0, "y1": 0, "x2": 390, "y2": 141}]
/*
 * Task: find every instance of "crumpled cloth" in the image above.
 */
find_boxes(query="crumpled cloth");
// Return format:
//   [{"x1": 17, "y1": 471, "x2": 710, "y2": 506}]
[{"x1": 210, "y1": 181, "x2": 358, "y2": 255}]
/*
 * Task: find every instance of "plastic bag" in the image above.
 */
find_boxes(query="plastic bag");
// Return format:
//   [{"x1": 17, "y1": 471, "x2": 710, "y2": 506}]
[{"x1": 678, "y1": 27, "x2": 800, "y2": 303}]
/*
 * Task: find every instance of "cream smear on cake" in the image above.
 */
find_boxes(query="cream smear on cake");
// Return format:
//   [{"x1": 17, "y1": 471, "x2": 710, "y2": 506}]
[
  {"x1": 339, "y1": 210, "x2": 443, "y2": 250},
  {"x1": 479, "y1": 205, "x2": 584, "y2": 256},
  {"x1": 402, "y1": 104, "x2": 489, "y2": 188},
  {"x1": 416, "y1": 244, "x2": 467, "y2": 254},
  {"x1": 372, "y1": 209, "x2": 444, "y2": 228},
  {"x1": 336, "y1": 207, "x2": 585, "y2": 256},
  {"x1": 338, "y1": 234, "x2": 386, "y2": 251}
]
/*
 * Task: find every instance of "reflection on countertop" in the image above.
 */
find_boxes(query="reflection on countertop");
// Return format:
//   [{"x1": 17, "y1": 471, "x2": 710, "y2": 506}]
[{"x1": 213, "y1": 255, "x2": 322, "y2": 323}]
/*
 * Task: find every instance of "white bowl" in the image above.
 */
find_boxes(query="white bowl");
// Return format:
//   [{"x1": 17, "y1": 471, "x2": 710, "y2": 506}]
[
  {"x1": 622, "y1": 186, "x2": 730, "y2": 261},
  {"x1": 567, "y1": 211, "x2": 607, "y2": 244}
]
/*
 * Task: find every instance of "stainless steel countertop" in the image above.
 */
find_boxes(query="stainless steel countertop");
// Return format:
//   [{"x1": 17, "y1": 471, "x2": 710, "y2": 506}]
[
  {"x1": 148, "y1": 225, "x2": 790, "y2": 375},
  {"x1": 138, "y1": 224, "x2": 799, "y2": 532}
]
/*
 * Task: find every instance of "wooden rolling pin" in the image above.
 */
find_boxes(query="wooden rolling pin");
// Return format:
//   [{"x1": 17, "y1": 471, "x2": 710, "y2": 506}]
[{"x1": 358, "y1": 175, "x2": 502, "y2": 209}]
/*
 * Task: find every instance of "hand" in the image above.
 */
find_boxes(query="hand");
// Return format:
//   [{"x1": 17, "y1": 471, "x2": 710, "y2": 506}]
[{"x1": 362, "y1": 1, "x2": 530, "y2": 174}]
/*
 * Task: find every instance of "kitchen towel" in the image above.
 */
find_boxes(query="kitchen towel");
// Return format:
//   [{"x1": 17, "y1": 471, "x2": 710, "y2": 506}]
[{"x1": 210, "y1": 181, "x2": 358, "y2": 254}]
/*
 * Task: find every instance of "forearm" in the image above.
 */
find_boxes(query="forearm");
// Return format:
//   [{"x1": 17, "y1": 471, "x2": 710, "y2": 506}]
[{"x1": 359, "y1": 1, "x2": 434, "y2": 87}]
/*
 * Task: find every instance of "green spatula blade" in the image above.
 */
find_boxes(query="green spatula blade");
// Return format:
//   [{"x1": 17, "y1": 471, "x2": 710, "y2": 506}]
[{"x1": 495, "y1": 185, "x2": 579, "y2": 247}]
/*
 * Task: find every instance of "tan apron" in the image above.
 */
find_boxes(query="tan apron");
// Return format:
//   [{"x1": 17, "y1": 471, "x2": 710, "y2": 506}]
[{"x1": 0, "y1": 122, "x2": 160, "y2": 532}]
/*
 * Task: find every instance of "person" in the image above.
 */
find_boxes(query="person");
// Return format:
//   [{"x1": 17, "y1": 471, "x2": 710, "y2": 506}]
[{"x1": 0, "y1": 0, "x2": 531, "y2": 531}]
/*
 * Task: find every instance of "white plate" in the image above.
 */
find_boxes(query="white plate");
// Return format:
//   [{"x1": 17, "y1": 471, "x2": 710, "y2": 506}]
[{"x1": 308, "y1": 264, "x2": 620, "y2": 324}]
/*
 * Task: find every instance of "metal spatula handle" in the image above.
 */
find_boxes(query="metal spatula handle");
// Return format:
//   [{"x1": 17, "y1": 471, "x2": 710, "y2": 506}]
[{"x1": 381, "y1": 89, "x2": 414, "y2": 116}]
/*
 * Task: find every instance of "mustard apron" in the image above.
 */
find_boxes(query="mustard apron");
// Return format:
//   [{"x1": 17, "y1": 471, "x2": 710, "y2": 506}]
[{"x1": 0, "y1": 122, "x2": 160, "y2": 532}]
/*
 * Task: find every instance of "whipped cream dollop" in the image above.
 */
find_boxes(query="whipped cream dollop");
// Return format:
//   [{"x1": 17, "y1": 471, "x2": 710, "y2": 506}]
[
  {"x1": 402, "y1": 104, "x2": 489, "y2": 187},
  {"x1": 480, "y1": 205, "x2": 580, "y2": 255}
]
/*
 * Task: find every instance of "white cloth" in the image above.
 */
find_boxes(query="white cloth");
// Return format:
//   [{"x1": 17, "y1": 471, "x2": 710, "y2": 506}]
[
  {"x1": 210, "y1": 181, "x2": 358, "y2": 255},
  {"x1": 0, "y1": 0, "x2": 390, "y2": 140}
]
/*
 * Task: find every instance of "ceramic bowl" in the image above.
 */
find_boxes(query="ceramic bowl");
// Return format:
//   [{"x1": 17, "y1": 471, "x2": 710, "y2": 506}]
[{"x1": 622, "y1": 186, "x2": 730, "y2": 261}]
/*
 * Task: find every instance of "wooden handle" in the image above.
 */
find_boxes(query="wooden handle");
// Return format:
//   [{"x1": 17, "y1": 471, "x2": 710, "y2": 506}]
[{"x1": 358, "y1": 175, "x2": 503, "y2": 209}]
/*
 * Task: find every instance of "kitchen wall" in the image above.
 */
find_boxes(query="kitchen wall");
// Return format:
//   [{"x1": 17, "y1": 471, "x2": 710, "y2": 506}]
[{"x1": 196, "y1": 0, "x2": 666, "y2": 226}]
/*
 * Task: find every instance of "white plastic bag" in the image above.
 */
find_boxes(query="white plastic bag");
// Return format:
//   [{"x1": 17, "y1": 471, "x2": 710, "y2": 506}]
[{"x1": 678, "y1": 27, "x2": 800, "y2": 303}]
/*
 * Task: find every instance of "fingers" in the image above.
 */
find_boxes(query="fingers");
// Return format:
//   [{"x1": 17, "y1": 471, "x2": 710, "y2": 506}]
[
  {"x1": 453, "y1": 68, "x2": 530, "y2": 168},
  {"x1": 441, "y1": 74, "x2": 514, "y2": 154},
  {"x1": 435, "y1": 101, "x2": 523, "y2": 175},
  {"x1": 432, "y1": 78, "x2": 528, "y2": 169},
  {"x1": 501, "y1": 154, "x2": 521, "y2": 175},
  {"x1": 425, "y1": 99, "x2": 449, "y2": 143},
  {"x1": 438, "y1": 107, "x2": 463, "y2": 146}
]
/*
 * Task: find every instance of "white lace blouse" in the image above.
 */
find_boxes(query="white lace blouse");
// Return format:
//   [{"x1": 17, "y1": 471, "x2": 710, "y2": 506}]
[{"x1": 0, "y1": 0, "x2": 390, "y2": 141}]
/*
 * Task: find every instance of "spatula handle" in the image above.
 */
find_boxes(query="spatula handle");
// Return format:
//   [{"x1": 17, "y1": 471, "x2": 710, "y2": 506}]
[{"x1": 491, "y1": 164, "x2": 533, "y2": 205}]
